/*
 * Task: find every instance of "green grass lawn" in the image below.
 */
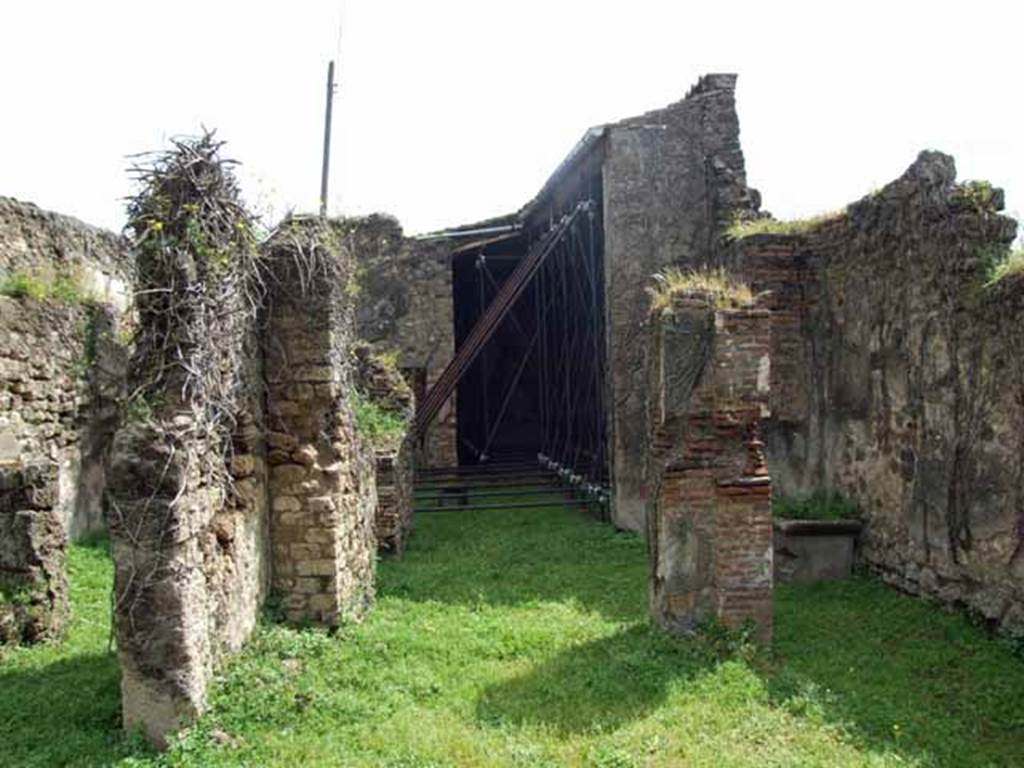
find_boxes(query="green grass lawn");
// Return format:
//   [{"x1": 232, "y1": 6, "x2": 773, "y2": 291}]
[{"x1": 2, "y1": 505, "x2": 1022, "y2": 767}]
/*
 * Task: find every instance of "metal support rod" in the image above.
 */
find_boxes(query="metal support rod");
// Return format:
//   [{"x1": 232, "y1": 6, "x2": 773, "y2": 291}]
[
  {"x1": 414, "y1": 487, "x2": 580, "y2": 501},
  {"x1": 415, "y1": 499, "x2": 597, "y2": 513},
  {"x1": 319, "y1": 60, "x2": 336, "y2": 218}
]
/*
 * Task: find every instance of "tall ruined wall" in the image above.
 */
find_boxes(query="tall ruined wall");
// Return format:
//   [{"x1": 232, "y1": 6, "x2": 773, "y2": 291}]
[
  {"x1": 0, "y1": 297, "x2": 122, "y2": 540},
  {"x1": 645, "y1": 291, "x2": 773, "y2": 642},
  {"x1": 107, "y1": 140, "x2": 270, "y2": 744},
  {"x1": 346, "y1": 215, "x2": 456, "y2": 467},
  {"x1": 727, "y1": 151, "x2": 1024, "y2": 636},
  {"x1": 0, "y1": 199, "x2": 130, "y2": 541},
  {"x1": 106, "y1": 143, "x2": 382, "y2": 746},
  {"x1": 603, "y1": 74, "x2": 761, "y2": 532},
  {"x1": 263, "y1": 219, "x2": 377, "y2": 625}
]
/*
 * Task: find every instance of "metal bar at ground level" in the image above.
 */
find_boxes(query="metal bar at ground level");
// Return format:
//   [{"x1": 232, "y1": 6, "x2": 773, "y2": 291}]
[
  {"x1": 414, "y1": 487, "x2": 581, "y2": 501},
  {"x1": 413, "y1": 479, "x2": 565, "y2": 489},
  {"x1": 414, "y1": 498, "x2": 601, "y2": 513}
]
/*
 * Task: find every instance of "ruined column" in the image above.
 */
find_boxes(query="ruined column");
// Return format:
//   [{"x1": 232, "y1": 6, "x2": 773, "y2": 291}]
[
  {"x1": 263, "y1": 218, "x2": 376, "y2": 625},
  {"x1": 645, "y1": 287, "x2": 774, "y2": 642}
]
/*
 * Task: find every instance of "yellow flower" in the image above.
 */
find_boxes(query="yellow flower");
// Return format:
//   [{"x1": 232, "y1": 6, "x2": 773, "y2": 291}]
[{"x1": 151, "y1": 220, "x2": 164, "y2": 233}]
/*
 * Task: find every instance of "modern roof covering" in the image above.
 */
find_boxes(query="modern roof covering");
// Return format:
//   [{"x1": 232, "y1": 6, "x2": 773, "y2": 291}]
[{"x1": 417, "y1": 124, "x2": 607, "y2": 241}]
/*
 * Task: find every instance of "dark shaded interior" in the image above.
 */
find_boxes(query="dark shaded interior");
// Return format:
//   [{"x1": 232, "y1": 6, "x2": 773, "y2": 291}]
[{"x1": 451, "y1": 164, "x2": 609, "y2": 484}]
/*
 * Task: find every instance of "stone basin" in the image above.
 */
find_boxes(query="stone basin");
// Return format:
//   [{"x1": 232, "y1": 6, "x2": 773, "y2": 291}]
[{"x1": 773, "y1": 518, "x2": 863, "y2": 584}]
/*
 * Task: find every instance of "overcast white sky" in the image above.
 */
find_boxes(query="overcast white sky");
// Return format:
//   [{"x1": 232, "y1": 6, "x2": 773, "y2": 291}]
[{"x1": 2, "y1": 1, "x2": 1020, "y2": 236}]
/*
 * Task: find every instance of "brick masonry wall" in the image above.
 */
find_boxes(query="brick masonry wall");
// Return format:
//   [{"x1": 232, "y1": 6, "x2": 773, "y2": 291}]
[
  {"x1": 645, "y1": 294, "x2": 773, "y2": 642},
  {"x1": 603, "y1": 74, "x2": 762, "y2": 532},
  {"x1": 264, "y1": 220, "x2": 376, "y2": 625},
  {"x1": 0, "y1": 463, "x2": 68, "y2": 644},
  {"x1": 727, "y1": 151, "x2": 1024, "y2": 636}
]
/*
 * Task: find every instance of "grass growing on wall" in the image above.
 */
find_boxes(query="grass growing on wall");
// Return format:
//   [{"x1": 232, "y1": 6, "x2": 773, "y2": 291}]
[
  {"x1": 773, "y1": 491, "x2": 862, "y2": 521},
  {"x1": 647, "y1": 267, "x2": 754, "y2": 315},
  {"x1": 351, "y1": 390, "x2": 407, "y2": 447},
  {"x1": 2, "y1": 508, "x2": 1023, "y2": 766},
  {"x1": 984, "y1": 246, "x2": 1024, "y2": 286},
  {"x1": 0, "y1": 268, "x2": 93, "y2": 304},
  {"x1": 726, "y1": 211, "x2": 844, "y2": 240}
]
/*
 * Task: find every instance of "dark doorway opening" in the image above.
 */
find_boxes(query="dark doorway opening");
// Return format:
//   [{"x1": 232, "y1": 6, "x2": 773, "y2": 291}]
[{"x1": 450, "y1": 174, "x2": 609, "y2": 486}]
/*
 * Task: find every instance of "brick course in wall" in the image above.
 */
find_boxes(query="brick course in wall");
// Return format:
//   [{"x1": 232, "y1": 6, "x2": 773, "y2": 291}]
[{"x1": 646, "y1": 294, "x2": 773, "y2": 642}]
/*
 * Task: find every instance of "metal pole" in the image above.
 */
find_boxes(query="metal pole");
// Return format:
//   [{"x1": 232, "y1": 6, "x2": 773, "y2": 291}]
[{"x1": 319, "y1": 60, "x2": 336, "y2": 218}]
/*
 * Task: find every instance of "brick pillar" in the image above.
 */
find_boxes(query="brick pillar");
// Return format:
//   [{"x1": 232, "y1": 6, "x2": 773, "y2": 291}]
[
  {"x1": 264, "y1": 219, "x2": 376, "y2": 625},
  {"x1": 646, "y1": 293, "x2": 773, "y2": 642}
]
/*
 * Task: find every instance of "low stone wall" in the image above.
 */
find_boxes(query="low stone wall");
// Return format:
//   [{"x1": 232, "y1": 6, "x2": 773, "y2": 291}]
[
  {"x1": 645, "y1": 292, "x2": 773, "y2": 642},
  {"x1": 354, "y1": 344, "x2": 415, "y2": 556},
  {"x1": 263, "y1": 219, "x2": 376, "y2": 625},
  {"x1": 0, "y1": 463, "x2": 68, "y2": 644},
  {"x1": 345, "y1": 215, "x2": 456, "y2": 467},
  {"x1": 727, "y1": 151, "x2": 1024, "y2": 636}
]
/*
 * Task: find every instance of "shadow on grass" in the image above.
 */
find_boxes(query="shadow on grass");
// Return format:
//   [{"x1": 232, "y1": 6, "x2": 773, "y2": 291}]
[
  {"x1": 766, "y1": 579, "x2": 1024, "y2": 767},
  {"x1": 380, "y1": 505, "x2": 648, "y2": 622},
  {"x1": 476, "y1": 624, "x2": 716, "y2": 734},
  {"x1": 0, "y1": 651, "x2": 129, "y2": 766}
]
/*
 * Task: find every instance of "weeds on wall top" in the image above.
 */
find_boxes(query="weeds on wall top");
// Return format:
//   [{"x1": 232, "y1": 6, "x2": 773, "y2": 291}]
[
  {"x1": 772, "y1": 491, "x2": 861, "y2": 521},
  {"x1": 0, "y1": 267, "x2": 95, "y2": 305},
  {"x1": 647, "y1": 267, "x2": 754, "y2": 315},
  {"x1": 351, "y1": 390, "x2": 407, "y2": 448},
  {"x1": 124, "y1": 131, "x2": 263, "y2": 412},
  {"x1": 982, "y1": 245, "x2": 1024, "y2": 287},
  {"x1": 725, "y1": 210, "x2": 845, "y2": 240},
  {"x1": 961, "y1": 180, "x2": 1001, "y2": 215}
]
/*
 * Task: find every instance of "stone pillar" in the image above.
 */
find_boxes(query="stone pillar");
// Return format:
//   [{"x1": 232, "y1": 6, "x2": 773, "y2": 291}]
[
  {"x1": 108, "y1": 137, "x2": 269, "y2": 746},
  {"x1": 264, "y1": 219, "x2": 376, "y2": 625},
  {"x1": 646, "y1": 293, "x2": 773, "y2": 642},
  {"x1": 0, "y1": 462, "x2": 68, "y2": 644}
]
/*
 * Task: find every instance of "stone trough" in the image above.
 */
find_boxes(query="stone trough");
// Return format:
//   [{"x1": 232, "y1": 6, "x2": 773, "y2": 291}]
[{"x1": 773, "y1": 518, "x2": 863, "y2": 584}]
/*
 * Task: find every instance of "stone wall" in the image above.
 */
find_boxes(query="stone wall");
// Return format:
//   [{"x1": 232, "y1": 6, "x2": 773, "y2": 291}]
[
  {"x1": 0, "y1": 463, "x2": 68, "y2": 644},
  {"x1": 603, "y1": 74, "x2": 762, "y2": 532},
  {"x1": 263, "y1": 219, "x2": 377, "y2": 625},
  {"x1": 107, "y1": 144, "x2": 271, "y2": 745},
  {"x1": 0, "y1": 199, "x2": 130, "y2": 541},
  {"x1": 0, "y1": 297, "x2": 119, "y2": 539},
  {"x1": 354, "y1": 343, "x2": 415, "y2": 556},
  {"x1": 645, "y1": 291, "x2": 773, "y2": 642},
  {"x1": 345, "y1": 215, "x2": 457, "y2": 467},
  {"x1": 107, "y1": 142, "x2": 382, "y2": 746},
  {"x1": 0, "y1": 196, "x2": 130, "y2": 312},
  {"x1": 727, "y1": 151, "x2": 1024, "y2": 636}
]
